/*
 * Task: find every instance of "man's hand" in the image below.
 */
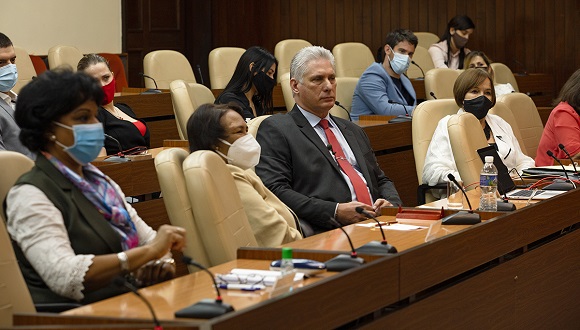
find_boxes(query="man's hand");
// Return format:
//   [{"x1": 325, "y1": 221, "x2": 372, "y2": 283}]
[
  {"x1": 336, "y1": 201, "x2": 376, "y2": 226},
  {"x1": 373, "y1": 198, "x2": 393, "y2": 213}
]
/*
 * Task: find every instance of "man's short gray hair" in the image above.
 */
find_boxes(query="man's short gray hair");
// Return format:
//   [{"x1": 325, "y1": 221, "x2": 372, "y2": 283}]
[{"x1": 290, "y1": 46, "x2": 335, "y2": 83}]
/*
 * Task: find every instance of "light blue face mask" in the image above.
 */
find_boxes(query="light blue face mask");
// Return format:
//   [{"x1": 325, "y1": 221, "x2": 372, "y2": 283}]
[
  {"x1": 388, "y1": 47, "x2": 411, "y2": 75},
  {"x1": 0, "y1": 64, "x2": 18, "y2": 92},
  {"x1": 53, "y1": 122, "x2": 105, "y2": 165}
]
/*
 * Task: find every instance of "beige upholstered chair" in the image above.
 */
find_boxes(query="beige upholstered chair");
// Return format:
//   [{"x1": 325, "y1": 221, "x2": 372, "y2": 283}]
[
  {"x1": 0, "y1": 151, "x2": 35, "y2": 314},
  {"x1": 274, "y1": 39, "x2": 312, "y2": 83},
  {"x1": 154, "y1": 148, "x2": 211, "y2": 270},
  {"x1": 405, "y1": 45, "x2": 434, "y2": 79},
  {"x1": 13, "y1": 47, "x2": 37, "y2": 93},
  {"x1": 424, "y1": 68, "x2": 462, "y2": 100},
  {"x1": 183, "y1": 151, "x2": 258, "y2": 265},
  {"x1": 247, "y1": 115, "x2": 271, "y2": 139},
  {"x1": 489, "y1": 102, "x2": 526, "y2": 154},
  {"x1": 169, "y1": 80, "x2": 215, "y2": 140},
  {"x1": 497, "y1": 93, "x2": 543, "y2": 158},
  {"x1": 47, "y1": 45, "x2": 83, "y2": 71},
  {"x1": 208, "y1": 47, "x2": 245, "y2": 89},
  {"x1": 447, "y1": 112, "x2": 488, "y2": 189},
  {"x1": 330, "y1": 77, "x2": 359, "y2": 120},
  {"x1": 143, "y1": 50, "x2": 196, "y2": 89},
  {"x1": 279, "y1": 72, "x2": 294, "y2": 112},
  {"x1": 332, "y1": 42, "x2": 374, "y2": 78},
  {"x1": 414, "y1": 32, "x2": 440, "y2": 49},
  {"x1": 412, "y1": 99, "x2": 459, "y2": 203},
  {"x1": 491, "y1": 63, "x2": 519, "y2": 92}
]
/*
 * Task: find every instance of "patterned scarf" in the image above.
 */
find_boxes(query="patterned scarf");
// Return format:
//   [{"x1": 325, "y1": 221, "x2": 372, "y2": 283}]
[{"x1": 43, "y1": 152, "x2": 139, "y2": 250}]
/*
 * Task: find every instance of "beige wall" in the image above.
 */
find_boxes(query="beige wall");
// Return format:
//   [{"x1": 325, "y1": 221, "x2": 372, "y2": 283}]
[{"x1": 1, "y1": 0, "x2": 121, "y2": 55}]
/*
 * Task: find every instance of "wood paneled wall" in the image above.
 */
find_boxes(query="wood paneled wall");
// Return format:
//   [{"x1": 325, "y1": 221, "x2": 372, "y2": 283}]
[{"x1": 124, "y1": 0, "x2": 579, "y2": 99}]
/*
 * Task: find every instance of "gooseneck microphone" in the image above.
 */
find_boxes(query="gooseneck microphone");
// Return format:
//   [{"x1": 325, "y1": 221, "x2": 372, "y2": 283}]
[
  {"x1": 175, "y1": 256, "x2": 234, "y2": 319},
  {"x1": 334, "y1": 101, "x2": 352, "y2": 121},
  {"x1": 441, "y1": 174, "x2": 481, "y2": 225},
  {"x1": 139, "y1": 73, "x2": 162, "y2": 94},
  {"x1": 354, "y1": 207, "x2": 397, "y2": 254},
  {"x1": 103, "y1": 134, "x2": 130, "y2": 163},
  {"x1": 429, "y1": 91, "x2": 438, "y2": 99},
  {"x1": 545, "y1": 150, "x2": 575, "y2": 191},
  {"x1": 558, "y1": 143, "x2": 578, "y2": 174},
  {"x1": 113, "y1": 276, "x2": 163, "y2": 330},
  {"x1": 411, "y1": 60, "x2": 425, "y2": 79},
  {"x1": 196, "y1": 64, "x2": 205, "y2": 85},
  {"x1": 512, "y1": 59, "x2": 528, "y2": 76},
  {"x1": 387, "y1": 100, "x2": 412, "y2": 123},
  {"x1": 324, "y1": 217, "x2": 364, "y2": 272}
]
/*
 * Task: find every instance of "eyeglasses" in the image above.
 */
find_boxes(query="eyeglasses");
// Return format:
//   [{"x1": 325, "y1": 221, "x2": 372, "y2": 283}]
[
  {"x1": 469, "y1": 64, "x2": 489, "y2": 70},
  {"x1": 215, "y1": 273, "x2": 267, "y2": 286}
]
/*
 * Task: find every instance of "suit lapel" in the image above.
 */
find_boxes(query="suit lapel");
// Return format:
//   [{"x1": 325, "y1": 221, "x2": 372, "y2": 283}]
[{"x1": 0, "y1": 98, "x2": 15, "y2": 119}]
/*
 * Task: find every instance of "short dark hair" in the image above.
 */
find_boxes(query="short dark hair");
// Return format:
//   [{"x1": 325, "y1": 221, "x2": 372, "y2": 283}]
[
  {"x1": 453, "y1": 68, "x2": 496, "y2": 109},
  {"x1": 554, "y1": 68, "x2": 580, "y2": 113},
  {"x1": 376, "y1": 29, "x2": 418, "y2": 63},
  {"x1": 0, "y1": 33, "x2": 13, "y2": 49},
  {"x1": 15, "y1": 69, "x2": 104, "y2": 152},
  {"x1": 77, "y1": 53, "x2": 111, "y2": 71},
  {"x1": 186, "y1": 103, "x2": 244, "y2": 153}
]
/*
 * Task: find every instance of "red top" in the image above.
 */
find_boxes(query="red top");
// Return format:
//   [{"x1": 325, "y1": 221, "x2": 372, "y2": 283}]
[
  {"x1": 133, "y1": 120, "x2": 147, "y2": 136},
  {"x1": 535, "y1": 102, "x2": 580, "y2": 166}
]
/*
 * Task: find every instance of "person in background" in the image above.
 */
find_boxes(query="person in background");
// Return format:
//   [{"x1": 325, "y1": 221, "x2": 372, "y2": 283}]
[
  {"x1": 428, "y1": 15, "x2": 475, "y2": 69},
  {"x1": 6, "y1": 69, "x2": 185, "y2": 305},
  {"x1": 536, "y1": 68, "x2": 580, "y2": 166},
  {"x1": 464, "y1": 51, "x2": 516, "y2": 97},
  {"x1": 215, "y1": 46, "x2": 277, "y2": 120},
  {"x1": 78, "y1": 54, "x2": 150, "y2": 155},
  {"x1": 350, "y1": 29, "x2": 418, "y2": 120},
  {"x1": 256, "y1": 46, "x2": 402, "y2": 235},
  {"x1": 186, "y1": 103, "x2": 302, "y2": 245},
  {"x1": 0, "y1": 32, "x2": 35, "y2": 159},
  {"x1": 423, "y1": 69, "x2": 534, "y2": 186}
]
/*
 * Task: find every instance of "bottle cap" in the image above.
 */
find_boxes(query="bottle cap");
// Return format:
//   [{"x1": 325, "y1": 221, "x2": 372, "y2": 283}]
[
  {"x1": 281, "y1": 247, "x2": 293, "y2": 259},
  {"x1": 485, "y1": 156, "x2": 494, "y2": 163}
]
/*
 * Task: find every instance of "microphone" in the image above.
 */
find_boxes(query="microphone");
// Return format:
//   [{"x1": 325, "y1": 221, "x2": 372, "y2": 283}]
[
  {"x1": 113, "y1": 277, "x2": 163, "y2": 330},
  {"x1": 196, "y1": 64, "x2": 205, "y2": 85},
  {"x1": 139, "y1": 73, "x2": 162, "y2": 94},
  {"x1": 387, "y1": 100, "x2": 412, "y2": 123},
  {"x1": 411, "y1": 60, "x2": 425, "y2": 80},
  {"x1": 429, "y1": 91, "x2": 438, "y2": 99},
  {"x1": 324, "y1": 217, "x2": 364, "y2": 272},
  {"x1": 175, "y1": 256, "x2": 234, "y2": 319},
  {"x1": 512, "y1": 59, "x2": 528, "y2": 76},
  {"x1": 544, "y1": 150, "x2": 575, "y2": 191},
  {"x1": 441, "y1": 174, "x2": 481, "y2": 225},
  {"x1": 558, "y1": 143, "x2": 578, "y2": 175},
  {"x1": 334, "y1": 101, "x2": 352, "y2": 121},
  {"x1": 103, "y1": 134, "x2": 130, "y2": 162},
  {"x1": 354, "y1": 207, "x2": 397, "y2": 254}
]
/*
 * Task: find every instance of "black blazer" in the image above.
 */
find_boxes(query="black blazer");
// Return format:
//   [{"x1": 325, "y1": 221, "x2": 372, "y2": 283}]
[
  {"x1": 98, "y1": 103, "x2": 150, "y2": 155},
  {"x1": 256, "y1": 105, "x2": 401, "y2": 233}
]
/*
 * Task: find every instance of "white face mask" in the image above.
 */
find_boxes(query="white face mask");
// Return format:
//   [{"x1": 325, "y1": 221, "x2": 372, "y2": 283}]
[
  {"x1": 216, "y1": 134, "x2": 261, "y2": 170},
  {"x1": 388, "y1": 47, "x2": 411, "y2": 75}
]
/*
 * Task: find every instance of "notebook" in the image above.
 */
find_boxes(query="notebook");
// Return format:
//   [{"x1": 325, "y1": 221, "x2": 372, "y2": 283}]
[{"x1": 476, "y1": 146, "x2": 566, "y2": 200}]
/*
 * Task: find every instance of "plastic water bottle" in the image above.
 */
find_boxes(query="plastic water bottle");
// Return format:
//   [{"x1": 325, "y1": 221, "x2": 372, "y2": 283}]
[
  {"x1": 480, "y1": 156, "x2": 498, "y2": 211},
  {"x1": 280, "y1": 247, "x2": 294, "y2": 275}
]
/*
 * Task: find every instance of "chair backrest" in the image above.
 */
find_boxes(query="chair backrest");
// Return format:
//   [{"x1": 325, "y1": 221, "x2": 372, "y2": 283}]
[
  {"x1": 330, "y1": 77, "x2": 359, "y2": 119},
  {"x1": 13, "y1": 46, "x2": 37, "y2": 93},
  {"x1": 208, "y1": 47, "x2": 246, "y2": 89},
  {"x1": 424, "y1": 68, "x2": 462, "y2": 100},
  {"x1": 247, "y1": 115, "x2": 271, "y2": 139},
  {"x1": 29, "y1": 55, "x2": 47, "y2": 76},
  {"x1": 405, "y1": 45, "x2": 434, "y2": 79},
  {"x1": 412, "y1": 99, "x2": 459, "y2": 183},
  {"x1": 491, "y1": 62, "x2": 519, "y2": 92},
  {"x1": 497, "y1": 93, "x2": 543, "y2": 158},
  {"x1": 447, "y1": 112, "x2": 488, "y2": 188},
  {"x1": 99, "y1": 53, "x2": 129, "y2": 93},
  {"x1": 332, "y1": 42, "x2": 374, "y2": 78},
  {"x1": 489, "y1": 102, "x2": 527, "y2": 154},
  {"x1": 279, "y1": 72, "x2": 294, "y2": 112},
  {"x1": 414, "y1": 32, "x2": 440, "y2": 50},
  {"x1": 0, "y1": 151, "x2": 36, "y2": 314},
  {"x1": 169, "y1": 80, "x2": 215, "y2": 140},
  {"x1": 47, "y1": 45, "x2": 83, "y2": 71},
  {"x1": 183, "y1": 150, "x2": 258, "y2": 265},
  {"x1": 154, "y1": 148, "x2": 211, "y2": 270},
  {"x1": 143, "y1": 50, "x2": 196, "y2": 89},
  {"x1": 274, "y1": 39, "x2": 312, "y2": 83}
]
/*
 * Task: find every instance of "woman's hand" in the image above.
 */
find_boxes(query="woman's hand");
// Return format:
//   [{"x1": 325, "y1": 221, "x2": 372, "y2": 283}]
[
  {"x1": 147, "y1": 225, "x2": 186, "y2": 260},
  {"x1": 135, "y1": 258, "x2": 176, "y2": 287}
]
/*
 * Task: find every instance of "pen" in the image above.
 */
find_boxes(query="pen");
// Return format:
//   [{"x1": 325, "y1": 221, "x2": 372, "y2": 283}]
[{"x1": 217, "y1": 283, "x2": 265, "y2": 291}]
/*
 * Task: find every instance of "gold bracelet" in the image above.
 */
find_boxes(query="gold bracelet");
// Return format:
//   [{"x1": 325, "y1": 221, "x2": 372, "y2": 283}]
[{"x1": 117, "y1": 252, "x2": 130, "y2": 273}]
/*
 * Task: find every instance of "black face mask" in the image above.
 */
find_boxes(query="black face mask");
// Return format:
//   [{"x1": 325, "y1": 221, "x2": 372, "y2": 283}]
[
  {"x1": 452, "y1": 33, "x2": 468, "y2": 49},
  {"x1": 463, "y1": 95, "x2": 493, "y2": 120},
  {"x1": 252, "y1": 70, "x2": 276, "y2": 97}
]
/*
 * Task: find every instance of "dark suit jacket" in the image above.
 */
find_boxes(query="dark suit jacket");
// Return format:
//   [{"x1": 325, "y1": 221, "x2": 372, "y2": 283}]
[
  {"x1": 256, "y1": 105, "x2": 402, "y2": 234},
  {"x1": 0, "y1": 97, "x2": 35, "y2": 159}
]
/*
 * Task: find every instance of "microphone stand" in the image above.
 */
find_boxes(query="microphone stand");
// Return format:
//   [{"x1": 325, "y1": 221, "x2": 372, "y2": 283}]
[
  {"x1": 441, "y1": 174, "x2": 481, "y2": 225},
  {"x1": 354, "y1": 206, "x2": 397, "y2": 254},
  {"x1": 334, "y1": 101, "x2": 352, "y2": 121},
  {"x1": 113, "y1": 277, "x2": 164, "y2": 330},
  {"x1": 429, "y1": 91, "x2": 438, "y2": 99},
  {"x1": 387, "y1": 100, "x2": 412, "y2": 123},
  {"x1": 544, "y1": 151, "x2": 575, "y2": 191},
  {"x1": 411, "y1": 60, "x2": 425, "y2": 80},
  {"x1": 324, "y1": 217, "x2": 365, "y2": 272},
  {"x1": 103, "y1": 134, "x2": 130, "y2": 162},
  {"x1": 558, "y1": 143, "x2": 579, "y2": 177},
  {"x1": 139, "y1": 72, "x2": 162, "y2": 94}
]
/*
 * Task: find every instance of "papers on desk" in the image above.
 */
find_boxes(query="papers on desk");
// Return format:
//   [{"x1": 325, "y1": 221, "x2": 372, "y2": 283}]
[
  {"x1": 215, "y1": 269, "x2": 305, "y2": 287},
  {"x1": 356, "y1": 223, "x2": 426, "y2": 231}
]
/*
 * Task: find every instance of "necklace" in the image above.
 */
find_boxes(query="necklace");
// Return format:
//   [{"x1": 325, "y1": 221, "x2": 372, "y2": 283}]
[{"x1": 108, "y1": 106, "x2": 123, "y2": 120}]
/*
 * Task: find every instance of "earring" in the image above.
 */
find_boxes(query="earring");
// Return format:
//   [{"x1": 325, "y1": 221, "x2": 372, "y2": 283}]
[{"x1": 49, "y1": 135, "x2": 56, "y2": 141}]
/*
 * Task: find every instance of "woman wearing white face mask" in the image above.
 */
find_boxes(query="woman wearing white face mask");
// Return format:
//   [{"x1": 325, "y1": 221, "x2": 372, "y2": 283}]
[
  {"x1": 187, "y1": 103, "x2": 302, "y2": 245},
  {"x1": 350, "y1": 29, "x2": 418, "y2": 120}
]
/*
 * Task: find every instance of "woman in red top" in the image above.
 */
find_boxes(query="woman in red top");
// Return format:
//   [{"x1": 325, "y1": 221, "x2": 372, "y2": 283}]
[{"x1": 536, "y1": 68, "x2": 580, "y2": 166}]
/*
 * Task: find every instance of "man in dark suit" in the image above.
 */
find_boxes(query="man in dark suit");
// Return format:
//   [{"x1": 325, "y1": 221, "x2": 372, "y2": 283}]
[{"x1": 256, "y1": 46, "x2": 401, "y2": 235}]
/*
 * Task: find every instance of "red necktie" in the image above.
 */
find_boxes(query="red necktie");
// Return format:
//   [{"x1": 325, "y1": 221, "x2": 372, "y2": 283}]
[{"x1": 319, "y1": 119, "x2": 372, "y2": 205}]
